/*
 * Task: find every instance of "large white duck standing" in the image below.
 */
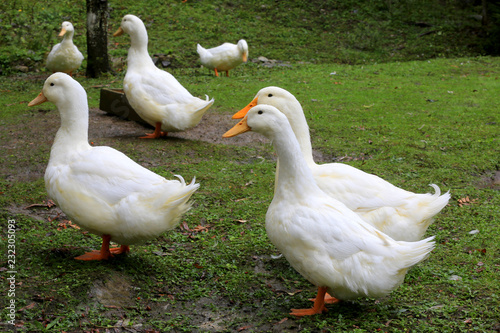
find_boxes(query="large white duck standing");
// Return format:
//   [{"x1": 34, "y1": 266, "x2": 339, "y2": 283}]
[
  {"x1": 197, "y1": 39, "x2": 248, "y2": 77},
  {"x1": 46, "y1": 21, "x2": 84, "y2": 75},
  {"x1": 114, "y1": 14, "x2": 214, "y2": 139},
  {"x1": 232, "y1": 87, "x2": 450, "y2": 242},
  {"x1": 28, "y1": 73, "x2": 199, "y2": 260},
  {"x1": 223, "y1": 105, "x2": 435, "y2": 316}
]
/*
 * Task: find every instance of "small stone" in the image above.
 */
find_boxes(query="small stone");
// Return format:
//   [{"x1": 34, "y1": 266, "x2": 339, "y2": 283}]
[
  {"x1": 14, "y1": 65, "x2": 29, "y2": 73},
  {"x1": 449, "y1": 275, "x2": 462, "y2": 281},
  {"x1": 468, "y1": 229, "x2": 479, "y2": 235}
]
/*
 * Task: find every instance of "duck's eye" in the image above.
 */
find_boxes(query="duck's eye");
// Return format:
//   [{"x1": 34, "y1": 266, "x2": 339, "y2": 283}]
[
  {"x1": 50, "y1": 83, "x2": 54, "y2": 86},
  {"x1": 268, "y1": 94, "x2": 273, "y2": 97},
  {"x1": 258, "y1": 110, "x2": 263, "y2": 115}
]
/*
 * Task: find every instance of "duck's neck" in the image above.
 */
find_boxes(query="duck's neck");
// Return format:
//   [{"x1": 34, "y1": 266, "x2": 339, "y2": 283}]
[
  {"x1": 272, "y1": 123, "x2": 320, "y2": 201},
  {"x1": 284, "y1": 101, "x2": 315, "y2": 166},
  {"x1": 61, "y1": 31, "x2": 75, "y2": 45},
  {"x1": 50, "y1": 96, "x2": 91, "y2": 161},
  {"x1": 126, "y1": 29, "x2": 154, "y2": 70}
]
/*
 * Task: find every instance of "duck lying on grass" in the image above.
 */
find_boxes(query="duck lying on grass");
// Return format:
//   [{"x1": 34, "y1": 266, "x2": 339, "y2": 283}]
[
  {"x1": 233, "y1": 87, "x2": 450, "y2": 242},
  {"x1": 28, "y1": 73, "x2": 199, "y2": 260},
  {"x1": 114, "y1": 14, "x2": 214, "y2": 139},
  {"x1": 223, "y1": 105, "x2": 435, "y2": 316}
]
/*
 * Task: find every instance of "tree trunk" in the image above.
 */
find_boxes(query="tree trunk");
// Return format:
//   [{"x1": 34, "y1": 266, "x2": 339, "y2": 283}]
[
  {"x1": 482, "y1": 0, "x2": 488, "y2": 26},
  {"x1": 86, "y1": 0, "x2": 110, "y2": 78}
]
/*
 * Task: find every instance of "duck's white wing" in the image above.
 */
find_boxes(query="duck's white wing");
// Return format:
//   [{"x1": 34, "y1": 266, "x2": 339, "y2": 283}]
[
  {"x1": 205, "y1": 43, "x2": 235, "y2": 57},
  {"x1": 269, "y1": 199, "x2": 396, "y2": 262},
  {"x1": 47, "y1": 146, "x2": 176, "y2": 205},
  {"x1": 312, "y1": 163, "x2": 410, "y2": 210},
  {"x1": 125, "y1": 67, "x2": 193, "y2": 106}
]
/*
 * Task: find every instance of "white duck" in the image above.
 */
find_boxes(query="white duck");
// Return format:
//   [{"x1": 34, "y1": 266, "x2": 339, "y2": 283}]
[
  {"x1": 197, "y1": 39, "x2": 248, "y2": 77},
  {"x1": 46, "y1": 21, "x2": 84, "y2": 75},
  {"x1": 223, "y1": 105, "x2": 435, "y2": 316},
  {"x1": 28, "y1": 73, "x2": 199, "y2": 261},
  {"x1": 114, "y1": 14, "x2": 214, "y2": 139},
  {"x1": 232, "y1": 87, "x2": 450, "y2": 242}
]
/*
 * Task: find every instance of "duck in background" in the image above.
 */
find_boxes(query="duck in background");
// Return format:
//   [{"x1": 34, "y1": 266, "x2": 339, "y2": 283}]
[
  {"x1": 197, "y1": 39, "x2": 248, "y2": 77},
  {"x1": 232, "y1": 87, "x2": 450, "y2": 242},
  {"x1": 114, "y1": 14, "x2": 214, "y2": 139},
  {"x1": 28, "y1": 73, "x2": 199, "y2": 260},
  {"x1": 223, "y1": 104, "x2": 435, "y2": 316},
  {"x1": 46, "y1": 21, "x2": 84, "y2": 75}
]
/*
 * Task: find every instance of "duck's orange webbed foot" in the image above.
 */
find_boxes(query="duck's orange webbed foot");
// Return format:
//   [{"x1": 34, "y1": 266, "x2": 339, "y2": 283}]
[
  {"x1": 140, "y1": 122, "x2": 167, "y2": 139},
  {"x1": 74, "y1": 250, "x2": 112, "y2": 261},
  {"x1": 74, "y1": 235, "x2": 128, "y2": 261},
  {"x1": 290, "y1": 286, "x2": 329, "y2": 317},
  {"x1": 110, "y1": 245, "x2": 130, "y2": 255}
]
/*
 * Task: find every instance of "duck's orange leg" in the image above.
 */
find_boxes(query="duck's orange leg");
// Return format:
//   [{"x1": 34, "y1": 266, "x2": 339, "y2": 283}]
[
  {"x1": 225, "y1": 70, "x2": 230, "y2": 77},
  {"x1": 74, "y1": 235, "x2": 129, "y2": 261},
  {"x1": 290, "y1": 286, "x2": 331, "y2": 316},
  {"x1": 214, "y1": 68, "x2": 219, "y2": 77},
  {"x1": 309, "y1": 292, "x2": 341, "y2": 304},
  {"x1": 140, "y1": 122, "x2": 167, "y2": 139}
]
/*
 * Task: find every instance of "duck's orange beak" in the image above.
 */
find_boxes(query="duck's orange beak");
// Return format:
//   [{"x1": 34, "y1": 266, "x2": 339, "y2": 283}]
[
  {"x1": 222, "y1": 117, "x2": 251, "y2": 138},
  {"x1": 28, "y1": 92, "x2": 48, "y2": 107},
  {"x1": 232, "y1": 96, "x2": 258, "y2": 119},
  {"x1": 242, "y1": 53, "x2": 248, "y2": 63},
  {"x1": 58, "y1": 27, "x2": 67, "y2": 37},
  {"x1": 113, "y1": 27, "x2": 124, "y2": 37}
]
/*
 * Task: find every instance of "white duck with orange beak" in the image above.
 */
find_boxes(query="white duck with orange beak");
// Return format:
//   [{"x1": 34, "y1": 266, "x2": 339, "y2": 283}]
[
  {"x1": 197, "y1": 39, "x2": 248, "y2": 77},
  {"x1": 28, "y1": 73, "x2": 199, "y2": 261},
  {"x1": 46, "y1": 21, "x2": 84, "y2": 75}
]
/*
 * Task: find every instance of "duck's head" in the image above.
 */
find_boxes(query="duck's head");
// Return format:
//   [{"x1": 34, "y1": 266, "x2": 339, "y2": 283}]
[
  {"x1": 223, "y1": 104, "x2": 287, "y2": 139},
  {"x1": 232, "y1": 86, "x2": 298, "y2": 120},
  {"x1": 58, "y1": 21, "x2": 75, "y2": 37},
  {"x1": 28, "y1": 72, "x2": 86, "y2": 108},
  {"x1": 113, "y1": 14, "x2": 145, "y2": 37},
  {"x1": 237, "y1": 39, "x2": 249, "y2": 63}
]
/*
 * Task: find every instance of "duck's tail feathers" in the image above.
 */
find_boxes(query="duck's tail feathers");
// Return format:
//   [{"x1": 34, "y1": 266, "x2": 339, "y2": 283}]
[
  {"x1": 419, "y1": 184, "x2": 451, "y2": 223},
  {"x1": 165, "y1": 175, "x2": 200, "y2": 212},
  {"x1": 197, "y1": 44, "x2": 208, "y2": 57},
  {"x1": 400, "y1": 236, "x2": 435, "y2": 269},
  {"x1": 193, "y1": 96, "x2": 215, "y2": 116}
]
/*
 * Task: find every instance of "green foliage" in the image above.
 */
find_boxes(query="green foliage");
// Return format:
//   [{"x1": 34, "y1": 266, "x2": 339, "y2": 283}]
[{"x1": 0, "y1": 0, "x2": 490, "y2": 74}]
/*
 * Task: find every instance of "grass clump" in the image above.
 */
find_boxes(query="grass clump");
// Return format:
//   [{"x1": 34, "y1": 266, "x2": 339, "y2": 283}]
[{"x1": 1, "y1": 57, "x2": 499, "y2": 332}]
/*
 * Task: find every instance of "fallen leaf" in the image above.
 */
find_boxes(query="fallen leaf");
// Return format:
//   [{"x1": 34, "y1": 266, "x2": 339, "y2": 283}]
[
  {"x1": 287, "y1": 289, "x2": 302, "y2": 296},
  {"x1": 191, "y1": 225, "x2": 210, "y2": 233},
  {"x1": 24, "y1": 200, "x2": 56, "y2": 209},
  {"x1": 458, "y1": 196, "x2": 478, "y2": 207},
  {"x1": 275, "y1": 318, "x2": 288, "y2": 325},
  {"x1": 18, "y1": 302, "x2": 36, "y2": 312},
  {"x1": 181, "y1": 221, "x2": 190, "y2": 230},
  {"x1": 57, "y1": 220, "x2": 80, "y2": 231},
  {"x1": 238, "y1": 325, "x2": 253, "y2": 331}
]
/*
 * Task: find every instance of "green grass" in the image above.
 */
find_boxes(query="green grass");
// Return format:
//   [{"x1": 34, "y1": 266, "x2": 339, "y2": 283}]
[
  {"x1": 1, "y1": 57, "x2": 499, "y2": 332},
  {"x1": 0, "y1": 0, "x2": 488, "y2": 74},
  {"x1": 0, "y1": 0, "x2": 499, "y2": 331}
]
